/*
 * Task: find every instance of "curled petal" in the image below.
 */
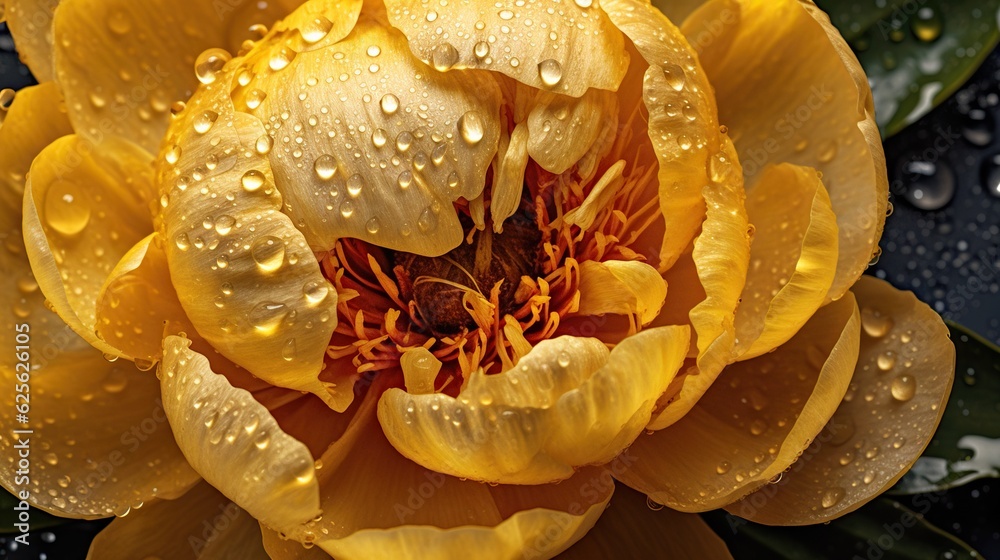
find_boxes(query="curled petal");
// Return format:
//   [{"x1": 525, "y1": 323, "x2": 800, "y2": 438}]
[
  {"x1": 23, "y1": 134, "x2": 155, "y2": 359},
  {"x1": 378, "y1": 326, "x2": 689, "y2": 484},
  {"x1": 728, "y1": 277, "x2": 955, "y2": 525},
  {"x1": 602, "y1": 0, "x2": 722, "y2": 271},
  {"x1": 384, "y1": 0, "x2": 629, "y2": 97},
  {"x1": 691, "y1": 0, "x2": 889, "y2": 301},
  {"x1": 617, "y1": 293, "x2": 860, "y2": 511},
  {"x1": 232, "y1": 18, "x2": 501, "y2": 256},
  {"x1": 564, "y1": 160, "x2": 626, "y2": 232},
  {"x1": 577, "y1": 260, "x2": 667, "y2": 325},
  {"x1": 526, "y1": 89, "x2": 620, "y2": 175},
  {"x1": 157, "y1": 68, "x2": 339, "y2": 408},
  {"x1": 734, "y1": 163, "x2": 839, "y2": 360},
  {"x1": 159, "y1": 336, "x2": 321, "y2": 532},
  {"x1": 87, "y1": 481, "x2": 269, "y2": 560}
]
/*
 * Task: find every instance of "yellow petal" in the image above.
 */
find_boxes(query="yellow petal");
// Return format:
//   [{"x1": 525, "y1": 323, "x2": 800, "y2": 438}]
[
  {"x1": 401, "y1": 347, "x2": 442, "y2": 395},
  {"x1": 577, "y1": 260, "x2": 667, "y2": 325},
  {"x1": 262, "y1": 527, "x2": 333, "y2": 559},
  {"x1": 651, "y1": 0, "x2": 710, "y2": 25},
  {"x1": 291, "y1": 385, "x2": 613, "y2": 560},
  {"x1": 616, "y1": 293, "x2": 860, "y2": 512},
  {"x1": 0, "y1": 260, "x2": 199, "y2": 517},
  {"x1": 727, "y1": 277, "x2": 955, "y2": 525},
  {"x1": 4, "y1": 0, "x2": 58, "y2": 81},
  {"x1": 564, "y1": 160, "x2": 626, "y2": 231},
  {"x1": 23, "y1": 134, "x2": 155, "y2": 359},
  {"x1": 0, "y1": 82, "x2": 72, "y2": 219},
  {"x1": 561, "y1": 485, "x2": 733, "y2": 559},
  {"x1": 602, "y1": 0, "x2": 722, "y2": 271},
  {"x1": 490, "y1": 122, "x2": 530, "y2": 233},
  {"x1": 94, "y1": 233, "x2": 191, "y2": 364},
  {"x1": 735, "y1": 163, "x2": 839, "y2": 360},
  {"x1": 526, "y1": 89, "x2": 620, "y2": 175},
  {"x1": 378, "y1": 326, "x2": 689, "y2": 484},
  {"x1": 232, "y1": 18, "x2": 501, "y2": 257},
  {"x1": 157, "y1": 66, "x2": 339, "y2": 408},
  {"x1": 87, "y1": 481, "x2": 269, "y2": 560},
  {"x1": 692, "y1": 0, "x2": 888, "y2": 302},
  {"x1": 384, "y1": 0, "x2": 629, "y2": 97},
  {"x1": 647, "y1": 137, "x2": 750, "y2": 430},
  {"x1": 159, "y1": 336, "x2": 321, "y2": 532}
]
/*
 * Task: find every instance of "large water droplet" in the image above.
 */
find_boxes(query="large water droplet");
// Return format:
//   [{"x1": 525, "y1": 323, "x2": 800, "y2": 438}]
[
  {"x1": 269, "y1": 47, "x2": 296, "y2": 71},
  {"x1": 890, "y1": 374, "x2": 917, "y2": 402},
  {"x1": 962, "y1": 108, "x2": 994, "y2": 146},
  {"x1": 193, "y1": 110, "x2": 219, "y2": 134},
  {"x1": 195, "y1": 48, "x2": 231, "y2": 85},
  {"x1": 538, "y1": 59, "x2": 563, "y2": 87},
  {"x1": 860, "y1": 306, "x2": 893, "y2": 338},
  {"x1": 107, "y1": 10, "x2": 132, "y2": 35},
  {"x1": 251, "y1": 236, "x2": 285, "y2": 272},
  {"x1": 899, "y1": 159, "x2": 955, "y2": 211},
  {"x1": 346, "y1": 174, "x2": 365, "y2": 197},
  {"x1": 241, "y1": 170, "x2": 266, "y2": 192},
  {"x1": 250, "y1": 301, "x2": 287, "y2": 332},
  {"x1": 417, "y1": 206, "x2": 437, "y2": 232},
  {"x1": 314, "y1": 154, "x2": 338, "y2": 180},
  {"x1": 911, "y1": 7, "x2": 942, "y2": 42},
  {"x1": 380, "y1": 93, "x2": 400, "y2": 115},
  {"x1": 821, "y1": 487, "x2": 845, "y2": 508},
  {"x1": 431, "y1": 43, "x2": 460, "y2": 72},
  {"x1": 459, "y1": 111, "x2": 485, "y2": 145},
  {"x1": 300, "y1": 16, "x2": 333, "y2": 44},
  {"x1": 45, "y1": 180, "x2": 91, "y2": 236}
]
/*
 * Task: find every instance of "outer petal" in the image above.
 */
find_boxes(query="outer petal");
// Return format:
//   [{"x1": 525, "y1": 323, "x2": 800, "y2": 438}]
[
  {"x1": 4, "y1": 0, "x2": 58, "y2": 82},
  {"x1": 50, "y1": 0, "x2": 318, "y2": 153},
  {"x1": 728, "y1": 277, "x2": 955, "y2": 525},
  {"x1": 602, "y1": 0, "x2": 722, "y2": 271},
  {"x1": 617, "y1": 293, "x2": 860, "y2": 512},
  {"x1": 157, "y1": 64, "x2": 340, "y2": 408},
  {"x1": 734, "y1": 163, "x2": 839, "y2": 360},
  {"x1": 384, "y1": 0, "x2": 629, "y2": 97},
  {"x1": 87, "y1": 481, "x2": 268, "y2": 560},
  {"x1": 577, "y1": 260, "x2": 667, "y2": 325},
  {"x1": 159, "y1": 336, "x2": 321, "y2": 532},
  {"x1": 23, "y1": 134, "x2": 156, "y2": 360},
  {"x1": 690, "y1": 0, "x2": 889, "y2": 301},
  {"x1": 291, "y1": 384, "x2": 614, "y2": 560},
  {"x1": 0, "y1": 82, "x2": 72, "y2": 222},
  {"x1": 378, "y1": 326, "x2": 689, "y2": 484},
  {"x1": 561, "y1": 486, "x2": 733, "y2": 559},
  {"x1": 232, "y1": 17, "x2": 501, "y2": 256},
  {"x1": 647, "y1": 138, "x2": 750, "y2": 430}
]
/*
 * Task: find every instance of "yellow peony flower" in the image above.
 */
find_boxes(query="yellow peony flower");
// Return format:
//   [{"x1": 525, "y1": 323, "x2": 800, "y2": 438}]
[{"x1": 0, "y1": 0, "x2": 957, "y2": 557}]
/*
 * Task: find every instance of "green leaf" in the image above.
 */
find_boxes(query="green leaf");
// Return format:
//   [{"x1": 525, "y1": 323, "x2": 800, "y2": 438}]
[
  {"x1": 0, "y1": 488, "x2": 70, "y2": 534},
  {"x1": 703, "y1": 498, "x2": 982, "y2": 560},
  {"x1": 892, "y1": 323, "x2": 1000, "y2": 495},
  {"x1": 815, "y1": 0, "x2": 1000, "y2": 137}
]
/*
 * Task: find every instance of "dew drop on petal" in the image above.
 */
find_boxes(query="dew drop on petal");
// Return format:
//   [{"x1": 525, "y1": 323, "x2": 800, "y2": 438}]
[
  {"x1": 890, "y1": 375, "x2": 917, "y2": 402},
  {"x1": 251, "y1": 236, "x2": 285, "y2": 272},
  {"x1": 45, "y1": 180, "x2": 91, "y2": 236}
]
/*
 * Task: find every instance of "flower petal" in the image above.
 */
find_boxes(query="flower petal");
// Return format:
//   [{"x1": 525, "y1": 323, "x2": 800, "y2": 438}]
[
  {"x1": 232, "y1": 18, "x2": 501, "y2": 256},
  {"x1": 647, "y1": 137, "x2": 750, "y2": 430},
  {"x1": 727, "y1": 277, "x2": 955, "y2": 525},
  {"x1": 616, "y1": 293, "x2": 860, "y2": 511},
  {"x1": 159, "y1": 335, "x2": 321, "y2": 532},
  {"x1": 577, "y1": 260, "x2": 667, "y2": 325},
  {"x1": 691, "y1": 0, "x2": 889, "y2": 301},
  {"x1": 262, "y1": 528, "x2": 333, "y2": 560},
  {"x1": 0, "y1": 82, "x2": 72, "y2": 219},
  {"x1": 383, "y1": 0, "x2": 629, "y2": 97},
  {"x1": 602, "y1": 0, "x2": 722, "y2": 271},
  {"x1": 526, "y1": 88, "x2": 619, "y2": 175},
  {"x1": 561, "y1": 485, "x2": 733, "y2": 559},
  {"x1": 94, "y1": 233, "x2": 191, "y2": 364},
  {"x1": 23, "y1": 134, "x2": 156, "y2": 359},
  {"x1": 378, "y1": 326, "x2": 689, "y2": 484},
  {"x1": 734, "y1": 163, "x2": 839, "y2": 360},
  {"x1": 157, "y1": 67, "x2": 339, "y2": 407},
  {"x1": 290, "y1": 384, "x2": 613, "y2": 560},
  {"x1": 4, "y1": 0, "x2": 58, "y2": 81},
  {"x1": 87, "y1": 481, "x2": 269, "y2": 560}
]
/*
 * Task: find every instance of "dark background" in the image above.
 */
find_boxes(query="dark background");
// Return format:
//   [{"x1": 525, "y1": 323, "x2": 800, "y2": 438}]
[{"x1": 1, "y1": 17, "x2": 998, "y2": 560}]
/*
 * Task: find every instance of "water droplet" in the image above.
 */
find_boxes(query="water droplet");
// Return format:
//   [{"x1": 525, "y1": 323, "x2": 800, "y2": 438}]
[
  {"x1": 372, "y1": 128, "x2": 388, "y2": 148},
  {"x1": 215, "y1": 215, "x2": 236, "y2": 235},
  {"x1": 269, "y1": 48, "x2": 296, "y2": 71},
  {"x1": 396, "y1": 131, "x2": 414, "y2": 152},
  {"x1": 250, "y1": 301, "x2": 287, "y2": 332},
  {"x1": 557, "y1": 351, "x2": 571, "y2": 367},
  {"x1": 346, "y1": 174, "x2": 364, "y2": 197},
  {"x1": 314, "y1": 154, "x2": 338, "y2": 180},
  {"x1": 44, "y1": 180, "x2": 91, "y2": 236},
  {"x1": 301, "y1": 16, "x2": 333, "y2": 44},
  {"x1": 398, "y1": 170, "x2": 413, "y2": 189},
  {"x1": 817, "y1": 140, "x2": 838, "y2": 163},
  {"x1": 174, "y1": 233, "x2": 191, "y2": 251},
  {"x1": 716, "y1": 461, "x2": 732, "y2": 475},
  {"x1": 980, "y1": 153, "x2": 1000, "y2": 198},
  {"x1": 241, "y1": 170, "x2": 266, "y2": 192},
  {"x1": 574, "y1": 0, "x2": 593, "y2": 8},
  {"x1": 282, "y1": 338, "x2": 297, "y2": 361},
  {"x1": 662, "y1": 63, "x2": 685, "y2": 92},
  {"x1": 195, "y1": 48, "x2": 231, "y2": 85},
  {"x1": 821, "y1": 487, "x2": 844, "y2": 508},
  {"x1": 962, "y1": 108, "x2": 993, "y2": 146},
  {"x1": 193, "y1": 110, "x2": 219, "y2": 134},
  {"x1": 473, "y1": 41, "x2": 490, "y2": 60},
  {"x1": 538, "y1": 59, "x2": 563, "y2": 87},
  {"x1": 838, "y1": 450, "x2": 855, "y2": 466},
  {"x1": 303, "y1": 281, "x2": 330, "y2": 304},
  {"x1": 890, "y1": 375, "x2": 917, "y2": 402},
  {"x1": 646, "y1": 496, "x2": 664, "y2": 511},
  {"x1": 899, "y1": 159, "x2": 955, "y2": 211},
  {"x1": 340, "y1": 200, "x2": 355, "y2": 218},
  {"x1": 216, "y1": 255, "x2": 229, "y2": 269},
  {"x1": 417, "y1": 206, "x2": 437, "y2": 232},
  {"x1": 749, "y1": 419, "x2": 768, "y2": 436},
  {"x1": 911, "y1": 7, "x2": 942, "y2": 42},
  {"x1": 107, "y1": 10, "x2": 132, "y2": 35},
  {"x1": 447, "y1": 171, "x2": 460, "y2": 189},
  {"x1": 365, "y1": 217, "x2": 380, "y2": 234},
  {"x1": 380, "y1": 93, "x2": 400, "y2": 115},
  {"x1": 254, "y1": 431, "x2": 271, "y2": 449},
  {"x1": 251, "y1": 236, "x2": 285, "y2": 272},
  {"x1": 431, "y1": 43, "x2": 459, "y2": 72},
  {"x1": 245, "y1": 89, "x2": 268, "y2": 110},
  {"x1": 877, "y1": 351, "x2": 896, "y2": 372},
  {"x1": 459, "y1": 111, "x2": 485, "y2": 145},
  {"x1": 255, "y1": 134, "x2": 274, "y2": 155},
  {"x1": 860, "y1": 306, "x2": 893, "y2": 338}
]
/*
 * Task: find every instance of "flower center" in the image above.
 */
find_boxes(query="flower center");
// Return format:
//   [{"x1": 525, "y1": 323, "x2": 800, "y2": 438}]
[{"x1": 392, "y1": 211, "x2": 542, "y2": 336}]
